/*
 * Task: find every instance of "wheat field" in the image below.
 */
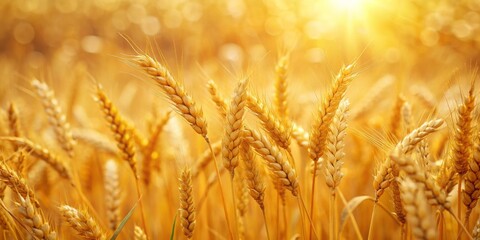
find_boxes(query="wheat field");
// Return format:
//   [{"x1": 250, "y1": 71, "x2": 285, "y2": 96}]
[{"x1": 0, "y1": 0, "x2": 479, "y2": 239}]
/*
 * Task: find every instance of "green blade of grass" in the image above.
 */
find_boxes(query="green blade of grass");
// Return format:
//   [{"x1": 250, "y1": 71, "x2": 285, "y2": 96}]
[
  {"x1": 110, "y1": 196, "x2": 141, "y2": 240},
  {"x1": 170, "y1": 211, "x2": 178, "y2": 240}
]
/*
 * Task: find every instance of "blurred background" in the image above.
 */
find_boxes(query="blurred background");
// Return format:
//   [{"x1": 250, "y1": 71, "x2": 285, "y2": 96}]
[{"x1": 0, "y1": 0, "x2": 479, "y2": 238}]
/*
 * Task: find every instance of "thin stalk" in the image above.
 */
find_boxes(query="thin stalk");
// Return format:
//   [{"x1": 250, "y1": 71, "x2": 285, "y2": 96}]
[
  {"x1": 296, "y1": 196, "x2": 307, "y2": 239},
  {"x1": 261, "y1": 208, "x2": 272, "y2": 240},
  {"x1": 329, "y1": 194, "x2": 335, "y2": 240},
  {"x1": 206, "y1": 139, "x2": 235, "y2": 240},
  {"x1": 367, "y1": 202, "x2": 377, "y2": 240},
  {"x1": 337, "y1": 190, "x2": 363, "y2": 240},
  {"x1": 298, "y1": 188, "x2": 320, "y2": 239},
  {"x1": 230, "y1": 176, "x2": 239, "y2": 239},
  {"x1": 438, "y1": 211, "x2": 444, "y2": 240},
  {"x1": 276, "y1": 194, "x2": 280, "y2": 240},
  {"x1": 283, "y1": 200, "x2": 288, "y2": 239},
  {"x1": 401, "y1": 224, "x2": 406, "y2": 240},
  {"x1": 310, "y1": 163, "x2": 318, "y2": 240},
  {"x1": 134, "y1": 176, "x2": 148, "y2": 240},
  {"x1": 447, "y1": 208, "x2": 473, "y2": 240},
  {"x1": 458, "y1": 176, "x2": 463, "y2": 239}
]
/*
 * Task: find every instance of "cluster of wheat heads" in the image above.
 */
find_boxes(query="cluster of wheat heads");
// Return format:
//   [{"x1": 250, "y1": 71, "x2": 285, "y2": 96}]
[{"x1": 0, "y1": 50, "x2": 479, "y2": 240}]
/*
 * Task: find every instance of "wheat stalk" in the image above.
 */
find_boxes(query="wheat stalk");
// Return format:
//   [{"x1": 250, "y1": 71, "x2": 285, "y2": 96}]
[{"x1": 192, "y1": 141, "x2": 222, "y2": 178}]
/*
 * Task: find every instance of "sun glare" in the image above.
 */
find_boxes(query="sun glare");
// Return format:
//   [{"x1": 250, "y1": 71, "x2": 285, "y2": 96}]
[{"x1": 331, "y1": 0, "x2": 365, "y2": 12}]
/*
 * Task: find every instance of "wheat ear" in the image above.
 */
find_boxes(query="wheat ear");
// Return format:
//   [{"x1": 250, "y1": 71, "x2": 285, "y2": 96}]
[
  {"x1": 242, "y1": 127, "x2": 298, "y2": 196},
  {"x1": 274, "y1": 54, "x2": 289, "y2": 119},
  {"x1": 134, "y1": 225, "x2": 147, "y2": 240},
  {"x1": 324, "y1": 99, "x2": 349, "y2": 193},
  {"x1": 240, "y1": 142, "x2": 266, "y2": 209},
  {"x1": 7, "y1": 102, "x2": 22, "y2": 137},
  {"x1": 104, "y1": 159, "x2": 120, "y2": 231},
  {"x1": 390, "y1": 153, "x2": 449, "y2": 209},
  {"x1": 0, "y1": 137, "x2": 72, "y2": 182},
  {"x1": 95, "y1": 85, "x2": 137, "y2": 177},
  {"x1": 309, "y1": 62, "x2": 355, "y2": 162},
  {"x1": 453, "y1": 85, "x2": 475, "y2": 176},
  {"x1": 207, "y1": 80, "x2": 228, "y2": 118},
  {"x1": 247, "y1": 93, "x2": 291, "y2": 150},
  {"x1": 291, "y1": 123, "x2": 309, "y2": 148},
  {"x1": 464, "y1": 143, "x2": 480, "y2": 225},
  {"x1": 142, "y1": 111, "x2": 171, "y2": 185},
  {"x1": 59, "y1": 205, "x2": 106, "y2": 240},
  {"x1": 31, "y1": 79, "x2": 75, "y2": 157},
  {"x1": 72, "y1": 129, "x2": 118, "y2": 156},
  {"x1": 17, "y1": 195, "x2": 57, "y2": 240},
  {"x1": 222, "y1": 78, "x2": 248, "y2": 176},
  {"x1": 373, "y1": 158, "x2": 394, "y2": 201},
  {"x1": 389, "y1": 95, "x2": 405, "y2": 139},
  {"x1": 400, "y1": 178, "x2": 436, "y2": 240},
  {"x1": 133, "y1": 54, "x2": 208, "y2": 139},
  {"x1": 179, "y1": 166, "x2": 195, "y2": 239},
  {"x1": 0, "y1": 161, "x2": 39, "y2": 207}
]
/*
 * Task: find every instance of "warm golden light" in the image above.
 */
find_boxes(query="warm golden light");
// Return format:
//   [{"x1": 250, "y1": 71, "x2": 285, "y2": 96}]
[
  {"x1": 331, "y1": 0, "x2": 365, "y2": 12},
  {"x1": 0, "y1": 0, "x2": 478, "y2": 239}
]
